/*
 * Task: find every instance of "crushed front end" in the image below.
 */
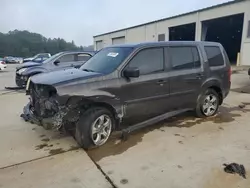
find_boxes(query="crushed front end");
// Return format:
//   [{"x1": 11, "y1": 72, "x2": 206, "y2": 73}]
[
  {"x1": 21, "y1": 81, "x2": 74, "y2": 130},
  {"x1": 16, "y1": 68, "x2": 29, "y2": 87}
]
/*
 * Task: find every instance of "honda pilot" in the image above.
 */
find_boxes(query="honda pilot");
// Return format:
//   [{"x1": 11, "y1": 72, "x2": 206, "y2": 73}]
[{"x1": 22, "y1": 41, "x2": 231, "y2": 149}]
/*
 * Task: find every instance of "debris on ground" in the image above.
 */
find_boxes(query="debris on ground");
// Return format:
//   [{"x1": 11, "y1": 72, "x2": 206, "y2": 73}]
[
  {"x1": 223, "y1": 163, "x2": 246, "y2": 179},
  {"x1": 219, "y1": 127, "x2": 224, "y2": 130},
  {"x1": 239, "y1": 104, "x2": 246, "y2": 109},
  {"x1": 5, "y1": 86, "x2": 25, "y2": 90}
]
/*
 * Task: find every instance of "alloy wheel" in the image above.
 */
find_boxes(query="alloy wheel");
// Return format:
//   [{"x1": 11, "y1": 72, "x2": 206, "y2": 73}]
[
  {"x1": 202, "y1": 94, "x2": 218, "y2": 116},
  {"x1": 91, "y1": 114, "x2": 112, "y2": 146}
]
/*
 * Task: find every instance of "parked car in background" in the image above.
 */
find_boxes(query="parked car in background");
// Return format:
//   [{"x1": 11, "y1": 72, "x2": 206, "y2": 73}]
[
  {"x1": 3, "y1": 56, "x2": 19, "y2": 64},
  {"x1": 22, "y1": 41, "x2": 231, "y2": 149},
  {"x1": 0, "y1": 59, "x2": 7, "y2": 70},
  {"x1": 16, "y1": 57, "x2": 24, "y2": 64},
  {"x1": 23, "y1": 53, "x2": 51, "y2": 63},
  {"x1": 16, "y1": 51, "x2": 96, "y2": 87}
]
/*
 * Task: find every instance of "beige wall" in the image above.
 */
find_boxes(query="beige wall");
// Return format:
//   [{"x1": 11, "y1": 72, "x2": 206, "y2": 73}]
[
  {"x1": 241, "y1": 10, "x2": 250, "y2": 65},
  {"x1": 94, "y1": 0, "x2": 250, "y2": 65},
  {"x1": 126, "y1": 26, "x2": 146, "y2": 43},
  {"x1": 145, "y1": 24, "x2": 156, "y2": 42}
]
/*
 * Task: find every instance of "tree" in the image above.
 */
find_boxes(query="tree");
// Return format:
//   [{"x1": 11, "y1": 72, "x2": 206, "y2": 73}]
[{"x1": 0, "y1": 30, "x2": 94, "y2": 57}]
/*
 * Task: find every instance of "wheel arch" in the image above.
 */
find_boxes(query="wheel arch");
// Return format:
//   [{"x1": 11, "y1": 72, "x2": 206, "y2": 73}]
[
  {"x1": 65, "y1": 96, "x2": 122, "y2": 129},
  {"x1": 200, "y1": 79, "x2": 223, "y2": 105}
]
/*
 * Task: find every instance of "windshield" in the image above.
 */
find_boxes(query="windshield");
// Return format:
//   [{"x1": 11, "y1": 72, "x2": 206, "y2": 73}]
[
  {"x1": 42, "y1": 52, "x2": 63, "y2": 64},
  {"x1": 80, "y1": 47, "x2": 134, "y2": 74}
]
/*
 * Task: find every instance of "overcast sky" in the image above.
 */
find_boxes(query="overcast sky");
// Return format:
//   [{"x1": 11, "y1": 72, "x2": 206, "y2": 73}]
[{"x1": 0, "y1": 0, "x2": 232, "y2": 46}]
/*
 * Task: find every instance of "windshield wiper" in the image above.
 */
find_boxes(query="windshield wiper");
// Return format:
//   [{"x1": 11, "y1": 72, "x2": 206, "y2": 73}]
[{"x1": 82, "y1": 68, "x2": 95, "y2": 72}]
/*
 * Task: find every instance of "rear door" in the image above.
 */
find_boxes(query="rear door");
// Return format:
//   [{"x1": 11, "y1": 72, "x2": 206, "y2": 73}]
[
  {"x1": 167, "y1": 45, "x2": 204, "y2": 110},
  {"x1": 53, "y1": 53, "x2": 75, "y2": 71},
  {"x1": 204, "y1": 45, "x2": 231, "y2": 96}
]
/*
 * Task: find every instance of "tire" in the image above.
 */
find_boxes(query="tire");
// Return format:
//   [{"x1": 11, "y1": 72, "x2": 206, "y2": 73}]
[
  {"x1": 75, "y1": 107, "x2": 114, "y2": 149},
  {"x1": 195, "y1": 88, "x2": 220, "y2": 118}
]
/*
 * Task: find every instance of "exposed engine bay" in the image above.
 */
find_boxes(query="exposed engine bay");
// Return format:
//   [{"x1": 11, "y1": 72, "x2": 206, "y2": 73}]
[{"x1": 22, "y1": 81, "x2": 81, "y2": 130}]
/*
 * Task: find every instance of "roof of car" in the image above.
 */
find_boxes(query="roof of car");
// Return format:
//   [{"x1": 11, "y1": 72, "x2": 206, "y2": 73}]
[
  {"x1": 60, "y1": 51, "x2": 97, "y2": 55},
  {"x1": 109, "y1": 41, "x2": 221, "y2": 48}
]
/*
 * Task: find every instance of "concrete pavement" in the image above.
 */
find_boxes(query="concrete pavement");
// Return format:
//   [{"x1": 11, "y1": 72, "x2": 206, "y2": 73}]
[
  {"x1": 1, "y1": 64, "x2": 250, "y2": 188},
  {"x1": 0, "y1": 65, "x2": 112, "y2": 188},
  {"x1": 0, "y1": 150, "x2": 112, "y2": 188}
]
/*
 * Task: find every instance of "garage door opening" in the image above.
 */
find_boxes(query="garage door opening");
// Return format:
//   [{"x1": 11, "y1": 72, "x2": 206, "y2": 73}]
[
  {"x1": 202, "y1": 13, "x2": 244, "y2": 64},
  {"x1": 96, "y1": 40, "x2": 103, "y2": 51},
  {"x1": 169, "y1": 23, "x2": 196, "y2": 41},
  {"x1": 112, "y1": 36, "x2": 125, "y2": 45}
]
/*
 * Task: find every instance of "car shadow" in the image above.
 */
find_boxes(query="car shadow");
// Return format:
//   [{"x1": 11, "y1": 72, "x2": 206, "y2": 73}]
[
  {"x1": 231, "y1": 85, "x2": 250, "y2": 94},
  {"x1": 87, "y1": 104, "x2": 250, "y2": 162}
]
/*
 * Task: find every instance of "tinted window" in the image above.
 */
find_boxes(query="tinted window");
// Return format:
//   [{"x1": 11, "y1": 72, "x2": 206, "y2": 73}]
[
  {"x1": 192, "y1": 47, "x2": 201, "y2": 68},
  {"x1": 33, "y1": 57, "x2": 42, "y2": 62},
  {"x1": 205, "y1": 46, "x2": 224, "y2": 67},
  {"x1": 58, "y1": 54, "x2": 75, "y2": 63},
  {"x1": 42, "y1": 52, "x2": 63, "y2": 64},
  {"x1": 37, "y1": 54, "x2": 50, "y2": 58},
  {"x1": 169, "y1": 47, "x2": 195, "y2": 70},
  {"x1": 128, "y1": 48, "x2": 164, "y2": 75},
  {"x1": 80, "y1": 47, "x2": 134, "y2": 74},
  {"x1": 77, "y1": 54, "x2": 91, "y2": 61}
]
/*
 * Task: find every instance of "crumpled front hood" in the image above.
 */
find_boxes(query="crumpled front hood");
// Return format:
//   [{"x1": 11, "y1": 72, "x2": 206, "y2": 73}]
[
  {"x1": 31, "y1": 68, "x2": 103, "y2": 86},
  {"x1": 16, "y1": 61, "x2": 41, "y2": 70}
]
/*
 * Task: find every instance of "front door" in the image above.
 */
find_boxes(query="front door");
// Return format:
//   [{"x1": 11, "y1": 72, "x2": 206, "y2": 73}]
[
  {"x1": 120, "y1": 47, "x2": 170, "y2": 125},
  {"x1": 167, "y1": 46, "x2": 204, "y2": 110},
  {"x1": 53, "y1": 54, "x2": 76, "y2": 71}
]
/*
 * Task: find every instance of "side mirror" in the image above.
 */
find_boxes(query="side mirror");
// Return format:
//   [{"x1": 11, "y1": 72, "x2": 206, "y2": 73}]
[
  {"x1": 123, "y1": 67, "x2": 140, "y2": 78},
  {"x1": 54, "y1": 60, "x2": 60, "y2": 65}
]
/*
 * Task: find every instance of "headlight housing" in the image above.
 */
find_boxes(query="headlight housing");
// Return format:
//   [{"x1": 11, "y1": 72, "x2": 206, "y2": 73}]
[{"x1": 17, "y1": 68, "x2": 27, "y2": 74}]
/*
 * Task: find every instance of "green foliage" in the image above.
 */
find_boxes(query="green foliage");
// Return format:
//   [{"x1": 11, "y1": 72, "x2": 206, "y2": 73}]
[{"x1": 0, "y1": 30, "x2": 93, "y2": 57}]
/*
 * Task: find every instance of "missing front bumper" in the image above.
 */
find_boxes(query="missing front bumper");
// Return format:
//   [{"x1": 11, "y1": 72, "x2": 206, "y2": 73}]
[
  {"x1": 21, "y1": 102, "x2": 60, "y2": 130},
  {"x1": 16, "y1": 73, "x2": 28, "y2": 87}
]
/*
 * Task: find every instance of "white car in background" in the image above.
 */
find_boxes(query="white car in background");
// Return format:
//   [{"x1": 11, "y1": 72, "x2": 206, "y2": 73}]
[{"x1": 0, "y1": 59, "x2": 7, "y2": 70}]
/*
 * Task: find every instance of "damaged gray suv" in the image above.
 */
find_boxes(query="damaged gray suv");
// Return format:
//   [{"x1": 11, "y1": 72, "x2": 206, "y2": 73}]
[{"x1": 22, "y1": 41, "x2": 231, "y2": 149}]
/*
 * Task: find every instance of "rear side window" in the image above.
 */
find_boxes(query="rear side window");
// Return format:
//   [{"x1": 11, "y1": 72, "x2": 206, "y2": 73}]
[
  {"x1": 128, "y1": 48, "x2": 164, "y2": 75},
  {"x1": 58, "y1": 54, "x2": 75, "y2": 63},
  {"x1": 169, "y1": 46, "x2": 200, "y2": 70},
  {"x1": 205, "y1": 46, "x2": 224, "y2": 67},
  {"x1": 77, "y1": 54, "x2": 91, "y2": 61}
]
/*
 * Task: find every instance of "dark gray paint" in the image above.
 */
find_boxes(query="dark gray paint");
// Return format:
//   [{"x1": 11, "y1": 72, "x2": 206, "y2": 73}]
[{"x1": 29, "y1": 41, "x2": 231, "y2": 127}]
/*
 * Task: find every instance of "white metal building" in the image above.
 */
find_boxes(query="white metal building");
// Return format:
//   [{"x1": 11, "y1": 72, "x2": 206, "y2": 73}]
[{"x1": 93, "y1": 0, "x2": 250, "y2": 65}]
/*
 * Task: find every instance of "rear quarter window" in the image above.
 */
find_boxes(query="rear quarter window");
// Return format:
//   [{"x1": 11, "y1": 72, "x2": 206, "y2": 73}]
[
  {"x1": 77, "y1": 54, "x2": 91, "y2": 61},
  {"x1": 205, "y1": 46, "x2": 224, "y2": 67},
  {"x1": 168, "y1": 46, "x2": 201, "y2": 70}
]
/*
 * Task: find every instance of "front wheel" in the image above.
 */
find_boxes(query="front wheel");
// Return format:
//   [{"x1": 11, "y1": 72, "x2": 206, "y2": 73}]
[
  {"x1": 195, "y1": 89, "x2": 220, "y2": 118},
  {"x1": 75, "y1": 107, "x2": 114, "y2": 149}
]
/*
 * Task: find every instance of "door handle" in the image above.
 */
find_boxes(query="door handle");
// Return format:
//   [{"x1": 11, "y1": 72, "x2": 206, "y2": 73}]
[
  {"x1": 196, "y1": 73, "x2": 204, "y2": 79},
  {"x1": 157, "y1": 80, "x2": 168, "y2": 84}
]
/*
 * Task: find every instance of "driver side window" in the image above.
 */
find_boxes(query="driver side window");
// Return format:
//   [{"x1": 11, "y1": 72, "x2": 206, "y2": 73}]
[
  {"x1": 127, "y1": 48, "x2": 164, "y2": 75},
  {"x1": 58, "y1": 54, "x2": 75, "y2": 63}
]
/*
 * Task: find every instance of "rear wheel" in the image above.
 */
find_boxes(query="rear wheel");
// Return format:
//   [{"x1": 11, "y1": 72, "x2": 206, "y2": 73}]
[
  {"x1": 195, "y1": 89, "x2": 220, "y2": 118},
  {"x1": 75, "y1": 107, "x2": 114, "y2": 149}
]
